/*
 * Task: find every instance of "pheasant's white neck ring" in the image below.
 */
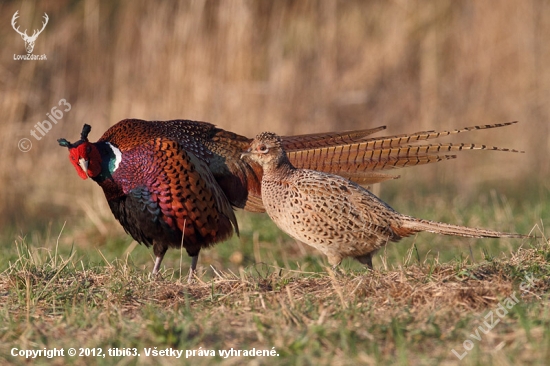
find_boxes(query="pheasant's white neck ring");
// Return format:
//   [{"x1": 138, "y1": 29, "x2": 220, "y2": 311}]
[{"x1": 106, "y1": 142, "x2": 122, "y2": 172}]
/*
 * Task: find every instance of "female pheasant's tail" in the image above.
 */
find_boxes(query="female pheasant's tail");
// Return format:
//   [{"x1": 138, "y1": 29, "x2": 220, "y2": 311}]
[{"x1": 395, "y1": 216, "x2": 529, "y2": 239}]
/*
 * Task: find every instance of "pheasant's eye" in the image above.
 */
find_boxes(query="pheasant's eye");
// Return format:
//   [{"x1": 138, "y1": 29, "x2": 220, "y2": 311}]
[
  {"x1": 86, "y1": 145, "x2": 92, "y2": 154},
  {"x1": 258, "y1": 144, "x2": 268, "y2": 153}
]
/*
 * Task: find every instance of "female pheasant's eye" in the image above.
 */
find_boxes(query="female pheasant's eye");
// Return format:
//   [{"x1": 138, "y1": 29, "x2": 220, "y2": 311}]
[{"x1": 258, "y1": 144, "x2": 268, "y2": 153}]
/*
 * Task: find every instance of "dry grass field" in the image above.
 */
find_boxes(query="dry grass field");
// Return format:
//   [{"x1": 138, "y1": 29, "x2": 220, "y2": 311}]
[{"x1": 1, "y1": 0, "x2": 550, "y2": 364}]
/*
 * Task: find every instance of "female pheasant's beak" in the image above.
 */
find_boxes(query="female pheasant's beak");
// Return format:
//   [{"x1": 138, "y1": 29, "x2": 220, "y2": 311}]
[
  {"x1": 78, "y1": 158, "x2": 89, "y2": 178},
  {"x1": 240, "y1": 149, "x2": 252, "y2": 159}
]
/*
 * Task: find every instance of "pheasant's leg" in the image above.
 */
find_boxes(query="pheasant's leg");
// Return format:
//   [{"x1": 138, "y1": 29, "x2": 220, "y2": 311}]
[
  {"x1": 328, "y1": 255, "x2": 344, "y2": 276},
  {"x1": 188, "y1": 254, "x2": 199, "y2": 283},
  {"x1": 152, "y1": 242, "x2": 168, "y2": 276},
  {"x1": 355, "y1": 253, "x2": 374, "y2": 269},
  {"x1": 331, "y1": 264, "x2": 344, "y2": 276},
  {"x1": 152, "y1": 256, "x2": 164, "y2": 275}
]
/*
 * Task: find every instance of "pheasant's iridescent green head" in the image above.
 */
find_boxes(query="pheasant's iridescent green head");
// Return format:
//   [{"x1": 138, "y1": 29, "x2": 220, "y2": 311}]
[{"x1": 58, "y1": 124, "x2": 102, "y2": 180}]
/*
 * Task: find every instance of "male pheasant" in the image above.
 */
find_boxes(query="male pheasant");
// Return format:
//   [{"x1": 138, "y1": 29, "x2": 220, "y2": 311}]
[
  {"x1": 242, "y1": 132, "x2": 528, "y2": 268},
  {"x1": 58, "y1": 119, "x2": 520, "y2": 278}
]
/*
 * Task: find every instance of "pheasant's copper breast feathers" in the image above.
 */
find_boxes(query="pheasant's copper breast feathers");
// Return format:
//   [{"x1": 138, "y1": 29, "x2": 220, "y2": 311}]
[{"x1": 116, "y1": 138, "x2": 237, "y2": 247}]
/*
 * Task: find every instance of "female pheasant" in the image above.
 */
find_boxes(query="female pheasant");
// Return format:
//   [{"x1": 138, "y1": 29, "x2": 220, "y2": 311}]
[
  {"x1": 59, "y1": 119, "x2": 520, "y2": 278},
  {"x1": 242, "y1": 132, "x2": 528, "y2": 269}
]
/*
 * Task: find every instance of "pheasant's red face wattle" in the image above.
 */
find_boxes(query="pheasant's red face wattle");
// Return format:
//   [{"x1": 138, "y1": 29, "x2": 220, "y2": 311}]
[{"x1": 68, "y1": 142, "x2": 102, "y2": 180}]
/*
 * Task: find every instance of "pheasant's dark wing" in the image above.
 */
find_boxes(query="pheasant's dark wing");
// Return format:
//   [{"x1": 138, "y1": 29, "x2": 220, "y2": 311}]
[
  {"x1": 200, "y1": 128, "x2": 264, "y2": 213},
  {"x1": 112, "y1": 137, "x2": 238, "y2": 255}
]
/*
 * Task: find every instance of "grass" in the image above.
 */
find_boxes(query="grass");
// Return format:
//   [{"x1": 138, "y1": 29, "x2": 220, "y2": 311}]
[
  {"x1": 0, "y1": 187, "x2": 548, "y2": 365},
  {"x1": 2, "y1": 1, "x2": 549, "y2": 363}
]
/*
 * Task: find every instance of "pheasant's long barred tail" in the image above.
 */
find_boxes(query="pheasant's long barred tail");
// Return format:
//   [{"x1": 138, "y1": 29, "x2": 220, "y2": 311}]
[
  {"x1": 399, "y1": 216, "x2": 528, "y2": 239},
  {"x1": 287, "y1": 141, "x2": 522, "y2": 184},
  {"x1": 281, "y1": 126, "x2": 387, "y2": 150},
  {"x1": 292, "y1": 135, "x2": 523, "y2": 166},
  {"x1": 363, "y1": 121, "x2": 519, "y2": 149},
  {"x1": 289, "y1": 149, "x2": 458, "y2": 184},
  {"x1": 404, "y1": 143, "x2": 523, "y2": 153},
  {"x1": 289, "y1": 142, "x2": 519, "y2": 168},
  {"x1": 286, "y1": 121, "x2": 523, "y2": 183}
]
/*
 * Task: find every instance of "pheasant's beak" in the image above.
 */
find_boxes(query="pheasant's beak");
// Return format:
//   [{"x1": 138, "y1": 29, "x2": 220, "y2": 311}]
[
  {"x1": 78, "y1": 158, "x2": 89, "y2": 178},
  {"x1": 240, "y1": 149, "x2": 252, "y2": 159}
]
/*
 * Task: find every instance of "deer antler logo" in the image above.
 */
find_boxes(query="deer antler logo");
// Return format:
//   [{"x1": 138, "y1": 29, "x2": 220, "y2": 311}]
[{"x1": 12, "y1": 10, "x2": 49, "y2": 54}]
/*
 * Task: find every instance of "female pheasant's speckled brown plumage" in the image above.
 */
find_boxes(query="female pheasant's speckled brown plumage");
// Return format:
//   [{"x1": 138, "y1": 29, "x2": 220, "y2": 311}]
[{"x1": 243, "y1": 132, "x2": 528, "y2": 268}]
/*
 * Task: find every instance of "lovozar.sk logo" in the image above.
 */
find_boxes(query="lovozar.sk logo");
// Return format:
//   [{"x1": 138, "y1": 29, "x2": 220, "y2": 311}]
[{"x1": 12, "y1": 10, "x2": 48, "y2": 61}]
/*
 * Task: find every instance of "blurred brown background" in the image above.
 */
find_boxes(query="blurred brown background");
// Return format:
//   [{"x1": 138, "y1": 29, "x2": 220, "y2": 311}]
[{"x1": 1, "y1": 0, "x2": 548, "y2": 231}]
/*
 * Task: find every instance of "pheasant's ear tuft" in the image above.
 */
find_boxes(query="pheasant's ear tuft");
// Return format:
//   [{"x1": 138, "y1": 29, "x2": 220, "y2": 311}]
[
  {"x1": 81, "y1": 124, "x2": 92, "y2": 141},
  {"x1": 57, "y1": 138, "x2": 73, "y2": 148},
  {"x1": 58, "y1": 124, "x2": 92, "y2": 149}
]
